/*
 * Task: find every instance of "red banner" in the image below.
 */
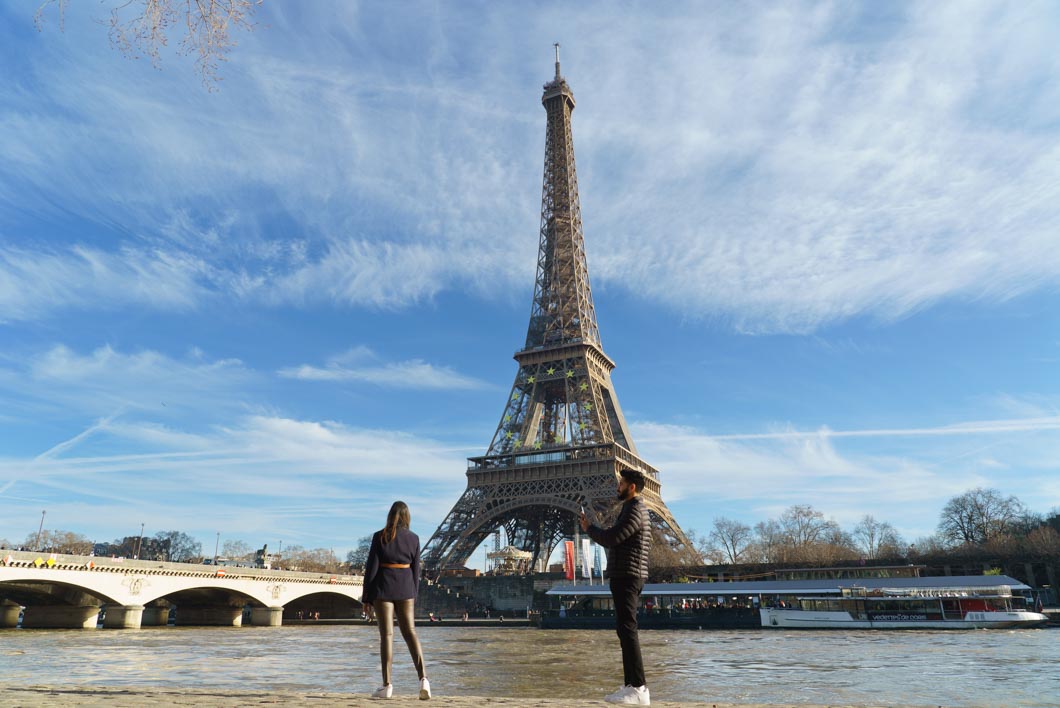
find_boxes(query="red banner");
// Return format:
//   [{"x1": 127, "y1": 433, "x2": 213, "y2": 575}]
[{"x1": 563, "y1": 540, "x2": 575, "y2": 580}]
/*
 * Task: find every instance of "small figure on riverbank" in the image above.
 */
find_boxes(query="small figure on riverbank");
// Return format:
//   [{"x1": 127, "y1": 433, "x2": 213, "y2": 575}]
[
  {"x1": 362, "y1": 500, "x2": 431, "y2": 700},
  {"x1": 580, "y1": 467, "x2": 652, "y2": 705}
]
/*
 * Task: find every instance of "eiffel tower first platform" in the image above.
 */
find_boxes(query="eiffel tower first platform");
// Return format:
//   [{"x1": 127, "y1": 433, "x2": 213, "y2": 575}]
[{"x1": 421, "y1": 49, "x2": 694, "y2": 576}]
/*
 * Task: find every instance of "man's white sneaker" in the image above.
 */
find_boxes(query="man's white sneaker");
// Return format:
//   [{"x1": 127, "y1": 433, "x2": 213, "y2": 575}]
[
  {"x1": 371, "y1": 684, "x2": 392, "y2": 699},
  {"x1": 419, "y1": 677, "x2": 431, "y2": 700},
  {"x1": 606, "y1": 685, "x2": 650, "y2": 705}
]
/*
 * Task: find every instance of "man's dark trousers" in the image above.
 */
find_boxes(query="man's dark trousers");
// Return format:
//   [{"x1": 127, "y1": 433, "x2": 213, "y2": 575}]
[{"x1": 610, "y1": 576, "x2": 646, "y2": 687}]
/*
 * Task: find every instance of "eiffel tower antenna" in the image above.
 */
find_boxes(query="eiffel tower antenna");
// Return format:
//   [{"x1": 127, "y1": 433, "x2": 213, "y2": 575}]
[{"x1": 421, "y1": 52, "x2": 694, "y2": 577}]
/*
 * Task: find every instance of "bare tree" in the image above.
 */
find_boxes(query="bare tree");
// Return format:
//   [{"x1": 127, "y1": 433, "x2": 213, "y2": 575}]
[
  {"x1": 1023, "y1": 526, "x2": 1060, "y2": 556},
  {"x1": 779, "y1": 505, "x2": 831, "y2": 551},
  {"x1": 909, "y1": 534, "x2": 950, "y2": 556},
  {"x1": 937, "y1": 488, "x2": 1027, "y2": 546},
  {"x1": 22, "y1": 529, "x2": 94, "y2": 554},
  {"x1": 345, "y1": 535, "x2": 373, "y2": 571},
  {"x1": 811, "y1": 523, "x2": 859, "y2": 564},
  {"x1": 853, "y1": 515, "x2": 904, "y2": 559},
  {"x1": 154, "y1": 530, "x2": 203, "y2": 561},
  {"x1": 282, "y1": 545, "x2": 342, "y2": 573},
  {"x1": 754, "y1": 519, "x2": 786, "y2": 564},
  {"x1": 1012, "y1": 511, "x2": 1046, "y2": 537},
  {"x1": 709, "y1": 517, "x2": 754, "y2": 564},
  {"x1": 749, "y1": 506, "x2": 858, "y2": 564},
  {"x1": 34, "y1": 0, "x2": 262, "y2": 88},
  {"x1": 1046, "y1": 508, "x2": 1060, "y2": 534},
  {"x1": 221, "y1": 538, "x2": 252, "y2": 560}
]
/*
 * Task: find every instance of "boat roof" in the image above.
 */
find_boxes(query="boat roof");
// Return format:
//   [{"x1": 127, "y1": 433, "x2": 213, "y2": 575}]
[{"x1": 546, "y1": 575, "x2": 1030, "y2": 596}]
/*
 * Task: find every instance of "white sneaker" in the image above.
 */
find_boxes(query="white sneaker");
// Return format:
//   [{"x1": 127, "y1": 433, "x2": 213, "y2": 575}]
[
  {"x1": 372, "y1": 684, "x2": 392, "y2": 699},
  {"x1": 606, "y1": 685, "x2": 650, "y2": 705},
  {"x1": 419, "y1": 677, "x2": 431, "y2": 700}
]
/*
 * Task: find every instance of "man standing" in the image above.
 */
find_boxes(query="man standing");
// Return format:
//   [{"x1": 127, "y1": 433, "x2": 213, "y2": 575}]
[{"x1": 580, "y1": 467, "x2": 652, "y2": 705}]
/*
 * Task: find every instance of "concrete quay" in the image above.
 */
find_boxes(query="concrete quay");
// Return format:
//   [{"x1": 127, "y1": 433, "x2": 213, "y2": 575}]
[{"x1": 0, "y1": 686, "x2": 924, "y2": 708}]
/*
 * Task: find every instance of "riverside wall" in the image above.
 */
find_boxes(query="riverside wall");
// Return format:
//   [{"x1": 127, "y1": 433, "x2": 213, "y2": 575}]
[{"x1": 420, "y1": 573, "x2": 574, "y2": 616}]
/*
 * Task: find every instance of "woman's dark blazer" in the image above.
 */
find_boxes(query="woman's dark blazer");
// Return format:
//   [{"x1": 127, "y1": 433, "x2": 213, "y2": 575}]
[{"x1": 361, "y1": 527, "x2": 421, "y2": 604}]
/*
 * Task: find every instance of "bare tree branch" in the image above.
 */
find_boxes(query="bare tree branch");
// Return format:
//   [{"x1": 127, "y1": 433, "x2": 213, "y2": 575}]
[{"x1": 35, "y1": 0, "x2": 262, "y2": 89}]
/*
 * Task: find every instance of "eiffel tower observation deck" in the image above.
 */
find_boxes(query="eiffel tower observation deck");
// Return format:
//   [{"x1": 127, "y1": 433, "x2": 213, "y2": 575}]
[{"x1": 421, "y1": 48, "x2": 694, "y2": 576}]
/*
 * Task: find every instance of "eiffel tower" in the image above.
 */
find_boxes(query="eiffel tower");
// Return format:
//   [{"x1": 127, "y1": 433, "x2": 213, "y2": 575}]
[{"x1": 422, "y1": 48, "x2": 693, "y2": 575}]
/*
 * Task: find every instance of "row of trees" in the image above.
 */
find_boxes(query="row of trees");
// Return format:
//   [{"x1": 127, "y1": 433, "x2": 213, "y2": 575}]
[
  {"x1": 683, "y1": 488, "x2": 1060, "y2": 567},
  {"x1": 0, "y1": 529, "x2": 95, "y2": 555},
  {"x1": 0, "y1": 530, "x2": 204, "y2": 561},
  {"x1": 221, "y1": 541, "x2": 344, "y2": 574},
  {"x1": 688, "y1": 505, "x2": 904, "y2": 566}
]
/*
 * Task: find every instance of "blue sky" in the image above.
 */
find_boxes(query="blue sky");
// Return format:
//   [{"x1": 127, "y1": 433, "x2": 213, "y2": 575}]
[{"x1": 1, "y1": 1, "x2": 1058, "y2": 563}]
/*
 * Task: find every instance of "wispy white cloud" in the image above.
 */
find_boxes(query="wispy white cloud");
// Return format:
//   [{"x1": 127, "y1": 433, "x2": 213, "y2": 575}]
[
  {"x1": 278, "y1": 346, "x2": 490, "y2": 390},
  {"x1": 0, "y1": 344, "x2": 255, "y2": 422},
  {"x1": 0, "y1": 245, "x2": 208, "y2": 323},
  {"x1": 582, "y1": 2, "x2": 1060, "y2": 333},
  {"x1": 678, "y1": 416, "x2": 1060, "y2": 441},
  {"x1": 4, "y1": 3, "x2": 1056, "y2": 331},
  {"x1": 637, "y1": 420, "x2": 951, "y2": 504}
]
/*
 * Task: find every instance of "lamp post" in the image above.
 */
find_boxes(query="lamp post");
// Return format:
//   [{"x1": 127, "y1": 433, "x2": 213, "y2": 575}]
[
  {"x1": 135, "y1": 522, "x2": 145, "y2": 559},
  {"x1": 214, "y1": 531, "x2": 220, "y2": 565},
  {"x1": 34, "y1": 510, "x2": 46, "y2": 551}
]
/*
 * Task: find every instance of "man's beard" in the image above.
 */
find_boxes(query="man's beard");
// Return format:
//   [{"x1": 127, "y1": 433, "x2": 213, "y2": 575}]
[{"x1": 617, "y1": 487, "x2": 630, "y2": 501}]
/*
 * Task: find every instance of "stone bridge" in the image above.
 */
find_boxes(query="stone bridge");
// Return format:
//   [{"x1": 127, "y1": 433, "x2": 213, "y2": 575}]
[{"x1": 0, "y1": 549, "x2": 363, "y2": 629}]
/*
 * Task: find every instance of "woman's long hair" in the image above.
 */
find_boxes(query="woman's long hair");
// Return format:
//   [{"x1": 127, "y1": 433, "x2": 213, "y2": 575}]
[{"x1": 381, "y1": 501, "x2": 411, "y2": 544}]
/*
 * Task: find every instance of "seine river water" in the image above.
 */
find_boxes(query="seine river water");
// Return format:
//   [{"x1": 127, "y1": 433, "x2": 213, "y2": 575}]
[{"x1": 1, "y1": 626, "x2": 1057, "y2": 706}]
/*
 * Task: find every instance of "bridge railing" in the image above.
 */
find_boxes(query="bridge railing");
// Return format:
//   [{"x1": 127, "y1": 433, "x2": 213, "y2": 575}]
[{"x1": 0, "y1": 549, "x2": 363, "y2": 585}]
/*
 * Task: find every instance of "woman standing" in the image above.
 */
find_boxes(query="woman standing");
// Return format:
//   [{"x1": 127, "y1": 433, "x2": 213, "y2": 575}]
[{"x1": 362, "y1": 501, "x2": 430, "y2": 700}]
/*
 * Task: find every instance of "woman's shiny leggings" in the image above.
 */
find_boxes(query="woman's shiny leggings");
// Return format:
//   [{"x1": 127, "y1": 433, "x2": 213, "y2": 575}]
[{"x1": 373, "y1": 599, "x2": 426, "y2": 685}]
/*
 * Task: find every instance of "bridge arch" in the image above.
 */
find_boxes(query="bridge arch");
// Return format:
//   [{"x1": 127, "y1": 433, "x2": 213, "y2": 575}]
[
  {"x1": 0, "y1": 575, "x2": 120, "y2": 606},
  {"x1": 281, "y1": 590, "x2": 362, "y2": 621}
]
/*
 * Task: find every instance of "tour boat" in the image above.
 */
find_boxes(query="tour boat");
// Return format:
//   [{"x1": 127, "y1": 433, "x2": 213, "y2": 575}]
[
  {"x1": 543, "y1": 570, "x2": 1049, "y2": 630},
  {"x1": 760, "y1": 584, "x2": 1049, "y2": 629}
]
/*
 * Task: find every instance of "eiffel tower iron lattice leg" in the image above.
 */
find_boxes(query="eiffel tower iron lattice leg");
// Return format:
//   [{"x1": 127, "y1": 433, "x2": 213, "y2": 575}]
[{"x1": 422, "y1": 49, "x2": 694, "y2": 576}]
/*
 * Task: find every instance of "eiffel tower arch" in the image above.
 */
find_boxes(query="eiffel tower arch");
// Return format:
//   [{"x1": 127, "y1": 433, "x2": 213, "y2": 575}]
[{"x1": 422, "y1": 48, "x2": 694, "y2": 576}]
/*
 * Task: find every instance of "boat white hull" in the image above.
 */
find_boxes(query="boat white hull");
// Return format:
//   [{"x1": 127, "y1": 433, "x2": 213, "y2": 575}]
[{"x1": 760, "y1": 608, "x2": 1049, "y2": 629}]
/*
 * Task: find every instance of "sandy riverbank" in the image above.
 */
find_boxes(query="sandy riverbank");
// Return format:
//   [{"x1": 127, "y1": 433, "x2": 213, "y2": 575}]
[{"x1": 0, "y1": 686, "x2": 926, "y2": 707}]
